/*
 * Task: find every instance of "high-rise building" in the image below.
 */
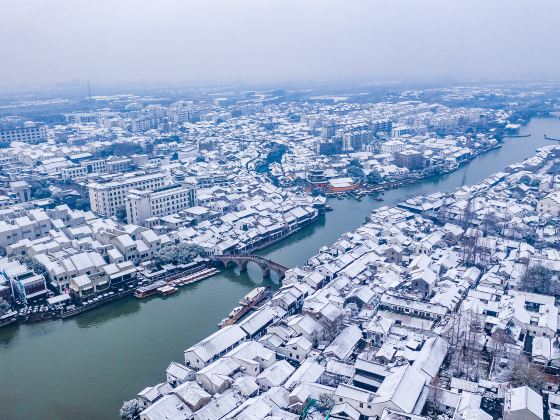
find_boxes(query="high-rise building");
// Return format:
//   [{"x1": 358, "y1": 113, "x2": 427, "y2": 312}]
[
  {"x1": 88, "y1": 173, "x2": 169, "y2": 217},
  {"x1": 369, "y1": 119, "x2": 393, "y2": 134},
  {"x1": 0, "y1": 123, "x2": 48, "y2": 144},
  {"x1": 394, "y1": 150, "x2": 425, "y2": 170},
  {"x1": 125, "y1": 184, "x2": 196, "y2": 226}
]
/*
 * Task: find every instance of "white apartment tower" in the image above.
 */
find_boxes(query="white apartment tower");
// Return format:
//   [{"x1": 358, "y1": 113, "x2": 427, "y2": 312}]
[
  {"x1": 88, "y1": 173, "x2": 169, "y2": 217},
  {"x1": 0, "y1": 123, "x2": 48, "y2": 144},
  {"x1": 125, "y1": 185, "x2": 196, "y2": 226}
]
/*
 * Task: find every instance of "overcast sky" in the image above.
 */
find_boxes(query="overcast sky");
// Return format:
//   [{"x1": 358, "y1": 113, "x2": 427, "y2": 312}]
[{"x1": 1, "y1": 0, "x2": 559, "y2": 87}]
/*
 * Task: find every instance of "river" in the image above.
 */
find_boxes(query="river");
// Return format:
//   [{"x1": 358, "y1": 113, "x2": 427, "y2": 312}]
[{"x1": 1, "y1": 117, "x2": 560, "y2": 420}]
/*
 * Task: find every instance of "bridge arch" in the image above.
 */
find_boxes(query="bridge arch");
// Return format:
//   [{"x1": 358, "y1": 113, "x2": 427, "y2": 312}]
[{"x1": 212, "y1": 254, "x2": 287, "y2": 280}]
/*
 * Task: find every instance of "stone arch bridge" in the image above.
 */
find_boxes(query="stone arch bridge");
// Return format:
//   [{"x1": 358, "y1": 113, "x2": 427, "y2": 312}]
[{"x1": 212, "y1": 254, "x2": 288, "y2": 280}]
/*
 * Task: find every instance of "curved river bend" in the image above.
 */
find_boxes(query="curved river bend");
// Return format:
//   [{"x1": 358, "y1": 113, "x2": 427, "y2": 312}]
[{"x1": 1, "y1": 118, "x2": 560, "y2": 420}]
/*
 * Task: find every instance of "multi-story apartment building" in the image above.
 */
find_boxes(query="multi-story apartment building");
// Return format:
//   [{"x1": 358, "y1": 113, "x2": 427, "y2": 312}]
[
  {"x1": 380, "y1": 140, "x2": 407, "y2": 155},
  {"x1": 537, "y1": 191, "x2": 560, "y2": 217},
  {"x1": 125, "y1": 184, "x2": 196, "y2": 226},
  {"x1": 0, "y1": 123, "x2": 48, "y2": 144},
  {"x1": 61, "y1": 159, "x2": 108, "y2": 180},
  {"x1": 106, "y1": 156, "x2": 132, "y2": 173},
  {"x1": 394, "y1": 150, "x2": 425, "y2": 170},
  {"x1": 131, "y1": 116, "x2": 165, "y2": 132},
  {"x1": 88, "y1": 173, "x2": 169, "y2": 217},
  {"x1": 0, "y1": 259, "x2": 48, "y2": 303},
  {"x1": 369, "y1": 119, "x2": 393, "y2": 134},
  {"x1": 64, "y1": 113, "x2": 100, "y2": 124}
]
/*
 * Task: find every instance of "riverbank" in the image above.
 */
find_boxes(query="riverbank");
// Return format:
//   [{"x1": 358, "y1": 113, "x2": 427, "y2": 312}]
[
  {"x1": 0, "y1": 136, "x2": 508, "y2": 330},
  {"x1": 330, "y1": 141, "x2": 504, "y2": 201},
  {"x1": 1, "y1": 117, "x2": 559, "y2": 420},
  {"x1": 0, "y1": 207, "x2": 321, "y2": 331}
]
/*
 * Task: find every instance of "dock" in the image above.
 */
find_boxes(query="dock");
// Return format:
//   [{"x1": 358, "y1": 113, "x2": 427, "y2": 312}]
[
  {"x1": 135, "y1": 267, "x2": 220, "y2": 299},
  {"x1": 218, "y1": 287, "x2": 268, "y2": 328},
  {"x1": 168, "y1": 267, "x2": 220, "y2": 287}
]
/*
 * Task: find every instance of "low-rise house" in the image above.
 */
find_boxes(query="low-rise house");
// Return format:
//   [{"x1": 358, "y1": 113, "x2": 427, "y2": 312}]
[
  {"x1": 256, "y1": 360, "x2": 295, "y2": 391},
  {"x1": 412, "y1": 336, "x2": 449, "y2": 381},
  {"x1": 166, "y1": 362, "x2": 195, "y2": 387},
  {"x1": 352, "y1": 357, "x2": 390, "y2": 392},
  {"x1": 503, "y1": 386, "x2": 543, "y2": 420},
  {"x1": 137, "y1": 382, "x2": 174, "y2": 411},
  {"x1": 139, "y1": 394, "x2": 192, "y2": 420},
  {"x1": 369, "y1": 365, "x2": 427, "y2": 417},
  {"x1": 173, "y1": 381, "x2": 211, "y2": 412},
  {"x1": 195, "y1": 357, "x2": 240, "y2": 394},
  {"x1": 324, "y1": 325, "x2": 362, "y2": 361},
  {"x1": 0, "y1": 258, "x2": 48, "y2": 302},
  {"x1": 191, "y1": 389, "x2": 245, "y2": 420},
  {"x1": 184, "y1": 325, "x2": 247, "y2": 370},
  {"x1": 278, "y1": 335, "x2": 313, "y2": 363}
]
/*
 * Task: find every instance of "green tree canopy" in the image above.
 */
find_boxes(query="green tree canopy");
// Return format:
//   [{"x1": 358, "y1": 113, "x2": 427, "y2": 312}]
[
  {"x1": 19, "y1": 257, "x2": 48, "y2": 276},
  {"x1": 367, "y1": 169, "x2": 383, "y2": 184},
  {"x1": 154, "y1": 243, "x2": 206, "y2": 266},
  {"x1": 115, "y1": 207, "x2": 128, "y2": 224},
  {"x1": 0, "y1": 298, "x2": 11, "y2": 316}
]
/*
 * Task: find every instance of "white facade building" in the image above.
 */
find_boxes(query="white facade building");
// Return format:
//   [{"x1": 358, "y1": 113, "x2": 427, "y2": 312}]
[
  {"x1": 88, "y1": 173, "x2": 169, "y2": 217},
  {"x1": 0, "y1": 124, "x2": 48, "y2": 144},
  {"x1": 125, "y1": 185, "x2": 196, "y2": 226}
]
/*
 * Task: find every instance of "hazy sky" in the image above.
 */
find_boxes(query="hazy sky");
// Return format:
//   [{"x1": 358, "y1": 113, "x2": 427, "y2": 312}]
[{"x1": 1, "y1": 0, "x2": 559, "y2": 87}]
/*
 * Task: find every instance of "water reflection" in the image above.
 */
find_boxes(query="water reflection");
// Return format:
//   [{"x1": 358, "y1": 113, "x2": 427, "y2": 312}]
[
  {"x1": 74, "y1": 297, "x2": 141, "y2": 329},
  {"x1": 0, "y1": 324, "x2": 20, "y2": 347}
]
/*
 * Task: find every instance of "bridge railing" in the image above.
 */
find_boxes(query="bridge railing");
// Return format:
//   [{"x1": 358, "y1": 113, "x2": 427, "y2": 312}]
[{"x1": 212, "y1": 254, "x2": 288, "y2": 271}]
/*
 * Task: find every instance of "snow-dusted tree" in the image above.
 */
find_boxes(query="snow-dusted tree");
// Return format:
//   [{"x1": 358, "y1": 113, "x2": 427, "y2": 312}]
[
  {"x1": 319, "y1": 316, "x2": 345, "y2": 343},
  {"x1": 0, "y1": 298, "x2": 10, "y2": 316},
  {"x1": 318, "y1": 393, "x2": 335, "y2": 411},
  {"x1": 445, "y1": 309, "x2": 485, "y2": 381},
  {"x1": 508, "y1": 356, "x2": 547, "y2": 391},
  {"x1": 119, "y1": 399, "x2": 139, "y2": 420},
  {"x1": 520, "y1": 265, "x2": 558, "y2": 296}
]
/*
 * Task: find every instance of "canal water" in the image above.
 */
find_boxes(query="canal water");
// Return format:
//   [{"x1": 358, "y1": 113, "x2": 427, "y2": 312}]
[{"x1": 1, "y1": 118, "x2": 559, "y2": 420}]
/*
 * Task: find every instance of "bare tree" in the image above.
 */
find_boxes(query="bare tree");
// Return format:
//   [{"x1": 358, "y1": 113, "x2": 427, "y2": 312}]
[
  {"x1": 320, "y1": 316, "x2": 346, "y2": 342},
  {"x1": 520, "y1": 265, "x2": 557, "y2": 296},
  {"x1": 436, "y1": 202, "x2": 449, "y2": 224},
  {"x1": 445, "y1": 310, "x2": 485, "y2": 381},
  {"x1": 490, "y1": 328, "x2": 511, "y2": 359},
  {"x1": 318, "y1": 393, "x2": 335, "y2": 411},
  {"x1": 481, "y1": 212, "x2": 499, "y2": 235},
  {"x1": 508, "y1": 355, "x2": 547, "y2": 391},
  {"x1": 460, "y1": 200, "x2": 476, "y2": 229}
]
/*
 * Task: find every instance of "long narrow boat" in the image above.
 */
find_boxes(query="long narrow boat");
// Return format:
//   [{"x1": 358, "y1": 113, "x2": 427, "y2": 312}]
[{"x1": 134, "y1": 280, "x2": 167, "y2": 298}]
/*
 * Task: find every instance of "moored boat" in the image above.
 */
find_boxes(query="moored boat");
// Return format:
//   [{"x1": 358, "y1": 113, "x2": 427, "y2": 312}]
[
  {"x1": 239, "y1": 287, "x2": 267, "y2": 306},
  {"x1": 157, "y1": 285, "x2": 178, "y2": 296},
  {"x1": 134, "y1": 280, "x2": 167, "y2": 298}
]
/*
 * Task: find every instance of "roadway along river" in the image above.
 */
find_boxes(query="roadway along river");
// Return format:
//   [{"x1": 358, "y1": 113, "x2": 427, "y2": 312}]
[{"x1": 1, "y1": 117, "x2": 559, "y2": 420}]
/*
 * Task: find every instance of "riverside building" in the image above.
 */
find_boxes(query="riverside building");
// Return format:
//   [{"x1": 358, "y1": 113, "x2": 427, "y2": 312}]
[
  {"x1": 125, "y1": 184, "x2": 197, "y2": 226},
  {"x1": 88, "y1": 173, "x2": 170, "y2": 217}
]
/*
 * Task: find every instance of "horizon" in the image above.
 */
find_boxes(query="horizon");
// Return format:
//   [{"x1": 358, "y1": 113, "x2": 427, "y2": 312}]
[{"x1": 2, "y1": 0, "x2": 560, "y2": 89}]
